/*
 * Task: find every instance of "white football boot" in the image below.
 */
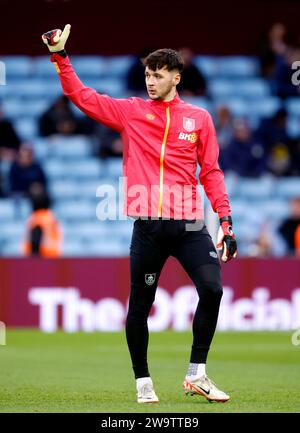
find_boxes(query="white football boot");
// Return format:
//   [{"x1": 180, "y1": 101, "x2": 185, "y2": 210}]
[
  {"x1": 183, "y1": 375, "x2": 230, "y2": 403},
  {"x1": 137, "y1": 378, "x2": 159, "y2": 404}
]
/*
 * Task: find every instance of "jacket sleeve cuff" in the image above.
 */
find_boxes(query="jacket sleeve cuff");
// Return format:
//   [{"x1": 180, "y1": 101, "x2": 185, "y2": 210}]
[{"x1": 51, "y1": 50, "x2": 68, "y2": 62}]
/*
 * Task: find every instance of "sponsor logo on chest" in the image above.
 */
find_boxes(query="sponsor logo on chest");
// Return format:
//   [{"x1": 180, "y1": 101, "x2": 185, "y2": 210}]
[{"x1": 178, "y1": 132, "x2": 198, "y2": 143}]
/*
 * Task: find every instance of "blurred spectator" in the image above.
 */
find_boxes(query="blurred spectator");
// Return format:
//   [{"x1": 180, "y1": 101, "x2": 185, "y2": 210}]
[
  {"x1": 274, "y1": 47, "x2": 300, "y2": 99},
  {"x1": 177, "y1": 47, "x2": 207, "y2": 96},
  {"x1": 9, "y1": 144, "x2": 47, "y2": 196},
  {"x1": 215, "y1": 105, "x2": 234, "y2": 150},
  {"x1": 256, "y1": 108, "x2": 290, "y2": 149},
  {"x1": 0, "y1": 106, "x2": 21, "y2": 157},
  {"x1": 94, "y1": 123, "x2": 122, "y2": 159},
  {"x1": 0, "y1": 107, "x2": 21, "y2": 197},
  {"x1": 255, "y1": 108, "x2": 294, "y2": 176},
  {"x1": 278, "y1": 197, "x2": 300, "y2": 255},
  {"x1": 126, "y1": 48, "x2": 155, "y2": 96},
  {"x1": 39, "y1": 95, "x2": 82, "y2": 136},
  {"x1": 259, "y1": 23, "x2": 288, "y2": 80},
  {"x1": 23, "y1": 189, "x2": 62, "y2": 257},
  {"x1": 247, "y1": 221, "x2": 273, "y2": 257},
  {"x1": 219, "y1": 119, "x2": 266, "y2": 177}
]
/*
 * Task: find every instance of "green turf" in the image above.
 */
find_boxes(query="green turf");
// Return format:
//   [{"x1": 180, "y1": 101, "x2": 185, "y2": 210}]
[{"x1": 0, "y1": 330, "x2": 299, "y2": 413}]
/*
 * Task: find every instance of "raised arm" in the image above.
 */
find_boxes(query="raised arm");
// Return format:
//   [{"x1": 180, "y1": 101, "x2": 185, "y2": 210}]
[{"x1": 42, "y1": 24, "x2": 133, "y2": 132}]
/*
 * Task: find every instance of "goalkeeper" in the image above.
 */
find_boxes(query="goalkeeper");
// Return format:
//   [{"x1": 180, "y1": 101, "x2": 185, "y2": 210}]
[{"x1": 42, "y1": 25, "x2": 237, "y2": 404}]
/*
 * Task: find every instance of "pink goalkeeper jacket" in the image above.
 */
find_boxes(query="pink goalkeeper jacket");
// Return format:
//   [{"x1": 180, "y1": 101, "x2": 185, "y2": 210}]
[{"x1": 51, "y1": 53, "x2": 231, "y2": 220}]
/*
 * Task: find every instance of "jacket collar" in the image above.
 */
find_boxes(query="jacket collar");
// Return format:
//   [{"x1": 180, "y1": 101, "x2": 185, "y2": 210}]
[{"x1": 149, "y1": 92, "x2": 181, "y2": 107}]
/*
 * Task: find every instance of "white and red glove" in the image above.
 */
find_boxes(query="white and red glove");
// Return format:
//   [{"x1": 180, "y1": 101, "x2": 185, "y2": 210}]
[
  {"x1": 41, "y1": 24, "x2": 71, "y2": 53},
  {"x1": 216, "y1": 216, "x2": 237, "y2": 262}
]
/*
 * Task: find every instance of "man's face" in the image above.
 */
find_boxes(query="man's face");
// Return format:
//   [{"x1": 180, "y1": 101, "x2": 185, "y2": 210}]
[{"x1": 145, "y1": 66, "x2": 180, "y2": 100}]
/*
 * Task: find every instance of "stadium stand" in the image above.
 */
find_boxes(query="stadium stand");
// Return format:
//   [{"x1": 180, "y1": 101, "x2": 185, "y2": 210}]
[{"x1": 0, "y1": 54, "x2": 299, "y2": 256}]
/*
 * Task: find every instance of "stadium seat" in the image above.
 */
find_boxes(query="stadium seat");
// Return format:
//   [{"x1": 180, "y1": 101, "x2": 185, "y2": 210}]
[
  {"x1": 54, "y1": 200, "x2": 97, "y2": 221},
  {"x1": 217, "y1": 56, "x2": 259, "y2": 77},
  {"x1": 182, "y1": 96, "x2": 213, "y2": 113},
  {"x1": 50, "y1": 180, "x2": 101, "y2": 200},
  {"x1": 102, "y1": 55, "x2": 134, "y2": 78},
  {"x1": 194, "y1": 56, "x2": 219, "y2": 77},
  {"x1": 209, "y1": 78, "x2": 270, "y2": 99},
  {"x1": 0, "y1": 199, "x2": 17, "y2": 220},
  {"x1": 1, "y1": 56, "x2": 32, "y2": 78},
  {"x1": 62, "y1": 240, "x2": 86, "y2": 256},
  {"x1": 85, "y1": 78, "x2": 126, "y2": 97},
  {"x1": 247, "y1": 97, "x2": 282, "y2": 119},
  {"x1": 47, "y1": 136, "x2": 93, "y2": 159},
  {"x1": 32, "y1": 56, "x2": 59, "y2": 78},
  {"x1": 285, "y1": 97, "x2": 300, "y2": 117},
  {"x1": 262, "y1": 199, "x2": 290, "y2": 220},
  {"x1": 44, "y1": 158, "x2": 102, "y2": 180},
  {"x1": 4, "y1": 80, "x2": 61, "y2": 99},
  {"x1": 3, "y1": 98, "x2": 49, "y2": 119},
  {"x1": 237, "y1": 177, "x2": 275, "y2": 200},
  {"x1": 15, "y1": 118, "x2": 38, "y2": 140},
  {"x1": 1, "y1": 240, "x2": 22, "y2": 256},
  {"x1": 0, "y1": 221, "x2": 25, "y2": 242},
  {"x1": 287, "y1": 116, "x2": 300, "y2": 138},
  {"x1": 104, "y1": 158, "x2": 123, "y2": 178},
  {"x1": 276, "y1": 178, "x2": 300, "y2": 199},
  {"x1": 85, "y1": 240, "x2": 127, "y2": 256},
  {"x1": 71, "y1": 56, "x2": 107, "y2": 77}
]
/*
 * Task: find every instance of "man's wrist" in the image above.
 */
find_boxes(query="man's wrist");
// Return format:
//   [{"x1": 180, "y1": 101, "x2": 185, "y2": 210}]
[
  {"x1": 53, "y1": 49, "x2": 67, "y2": 58},
  {"x1": 219, "y1": 216, "x2": 233, "y2": 225}
]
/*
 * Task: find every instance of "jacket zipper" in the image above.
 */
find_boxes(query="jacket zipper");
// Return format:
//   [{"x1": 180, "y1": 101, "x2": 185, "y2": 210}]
[{"x1": 158, "y1": 106, "x2": 170, "y2": 218}]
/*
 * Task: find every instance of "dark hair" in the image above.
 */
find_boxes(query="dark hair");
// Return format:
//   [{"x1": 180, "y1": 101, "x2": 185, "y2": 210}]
[{"x1": 142, "y1": 48, "x2": 184, "y2": 73}]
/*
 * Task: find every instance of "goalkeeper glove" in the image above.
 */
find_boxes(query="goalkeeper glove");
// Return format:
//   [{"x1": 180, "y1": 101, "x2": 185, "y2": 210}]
[
  {"x1": 216, "y1": 216, "x2": 237, "y2": 262},
  {"x1": 41, "y1": 24, "x2": 71, "y2": 53}
]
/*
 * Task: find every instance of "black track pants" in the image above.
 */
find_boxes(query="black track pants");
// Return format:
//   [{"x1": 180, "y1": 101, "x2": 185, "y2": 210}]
[{"x1": 125, "y1": 219, "x2": 223, "y2": 379}]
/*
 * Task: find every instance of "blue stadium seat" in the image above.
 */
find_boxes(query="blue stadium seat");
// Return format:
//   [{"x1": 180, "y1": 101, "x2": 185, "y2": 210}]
[
  {"x1": 85, "y1": 240, "x2": 127, "y2": 256},
  {"x1": 248, "y1": 97, "x2": 282, "y2": 118},
  {"x1": 0, "y1": 221, "x2": 25, "y2": 242},
  {"x1": 32, "y1": 56, "x2": 58, "y2": 78},
  {"x1": 49, "y1": 180, "x2": 79, "y2": 200},
  {"x1": 1, "y1": 56, "x2": 32, "y2": 78},
  {"x1": 285, "y1": 97, "x2": 300, "y2": 117},
  {"x1": 287, "y1": 116, "x2": 300, "y2": 138},
  {"x1": 0, "y1": 199, "x2": 17, "y2": 220},
  {"x1": 262, "y1": 199, "x2": 290, "y2": 220},
  {"x1": 15, "y1": 118, "x2": 38, "y2": 140},
  {"x1": 182, "y1": 97, "x2": 213, "y2": 113},
  {"x1": 105, "y1": 158, "x2": 123, "y2": 178},
  {"x1": 71, "y1": 56, "x2": 107, "y2": 77},
  {"x1": 44, "y1": 159, "x2": 102, "y2": 180},
  {"x1": 3, "y1": 98, "x2": 49, "y2": 119},
  {"x1": 209, "y1": 78, "x2": 270, "y2": 99},
  {"x1": 237, "y1": 177, "x2": 275, "y2": 200},
  {"x1": 215, "y1": 98, "x2": 248, "y2": 117},
  {"x1": 47, "y1": 136, "x2": 93, "y2": 159},
  {"x1": 194, "y1": 56, "x2": 219, "y2": 77},
  {"x1": 4, "y1": 80, "x2": 61, "y2": 99},
  {"x1": 50, "y1": 180, "x2": 101, "y2": 200},
  {"x1": 62, "y1": 240, "x2": 86, "y2": 256},
  {"x1": 102, "y1": 55, "x2": 134, "y2": 78},
  {"x1": 86, "y1": 78, "x2": 126, "y2": 97},
  {"x1": 54, "y1": 200, "x2": 97, "y2": 221},
  {"x1": 226, "y1": 199, "x2": 248, "y2": 221},
  {"x1": 276, "y1": 178, "x2": 300, "y2": 198},
  {"x1": 44, "y1": 160, "x2": 68, "y2": 179},
  {"x1": 217, "y1": 56, "x2": 259, "y2": 77},
  {"x1": 1, "y1": 240, "x2": 22, "y2": 256}
]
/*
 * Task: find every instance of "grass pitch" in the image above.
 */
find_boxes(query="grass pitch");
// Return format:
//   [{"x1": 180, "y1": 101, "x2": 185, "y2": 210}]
[{"x1": 0, "y1": 330, "x2": 299, "y2": 413}]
